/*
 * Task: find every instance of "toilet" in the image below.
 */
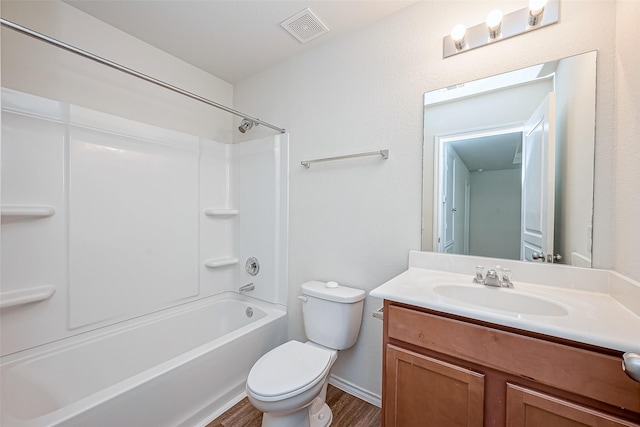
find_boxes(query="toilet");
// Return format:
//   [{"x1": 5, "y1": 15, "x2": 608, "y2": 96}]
[{"x1": 246, "y1": 280, "x2": 366, "y2": 427}]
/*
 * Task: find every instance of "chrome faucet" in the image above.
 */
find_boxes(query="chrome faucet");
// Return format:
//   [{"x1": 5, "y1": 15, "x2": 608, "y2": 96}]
[
  {"x1": 473, "y1": 266, "x2": 514, "y2": 288},
  {"x1": 484, "y1": 269, "x2": 501, "y2": 287},
  {"x1": 239, "y1": 283, "x2": 255, "y2": 294}
]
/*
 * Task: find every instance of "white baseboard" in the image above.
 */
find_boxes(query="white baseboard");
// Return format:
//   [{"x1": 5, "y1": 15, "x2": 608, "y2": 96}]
[
  {"x1": 329, "y1": 374, "x2": 381, "y2": 408},
  {"x1": 194, "y1": 376, "x2": 381, "y2": 426}
]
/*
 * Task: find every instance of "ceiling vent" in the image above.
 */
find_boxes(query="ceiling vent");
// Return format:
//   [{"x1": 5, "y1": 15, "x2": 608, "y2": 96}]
[{"x1": 281, "y1": 8, "x2": 329, "y2": 44}]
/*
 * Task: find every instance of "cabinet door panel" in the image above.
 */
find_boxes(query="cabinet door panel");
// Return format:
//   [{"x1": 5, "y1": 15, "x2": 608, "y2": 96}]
[
  {"x1": 385, "y1": 344, "x2": 484, "y2": 427},
  {"x1": 506, "y1": 383, "x2": 640, "y2": 427}
]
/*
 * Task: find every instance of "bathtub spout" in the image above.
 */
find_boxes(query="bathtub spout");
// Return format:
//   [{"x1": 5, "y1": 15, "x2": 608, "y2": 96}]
[{"x1": 239, "y1": 283, "x2": 255, "y2": 294}]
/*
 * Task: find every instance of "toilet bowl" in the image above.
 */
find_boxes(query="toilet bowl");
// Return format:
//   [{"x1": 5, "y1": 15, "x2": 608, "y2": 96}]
[
  {"x1": 247, "y1": 341, "x2": 337, "y2": 427},
  {"x1": 246, "y1": 281, "x2": 365, "y2": 427}
]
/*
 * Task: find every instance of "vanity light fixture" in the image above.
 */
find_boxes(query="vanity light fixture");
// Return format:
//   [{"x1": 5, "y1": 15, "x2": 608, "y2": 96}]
[
  {"x1": 443, "y1": 0, "x2": 559, "y2": 58},
  {"x1": 486, "y1": 9, "x2": 503, "y2": 39}
]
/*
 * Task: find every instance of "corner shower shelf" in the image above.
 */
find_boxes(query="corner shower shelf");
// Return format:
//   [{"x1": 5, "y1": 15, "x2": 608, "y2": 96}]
[
  {"x1": 1, "y1": 204, "x2": 56, "y2": 218},
  {"x1": 0, "y1": 285, "x2": 56, "y2": 309},
  {"x1": 204, "y1": 208, "x2": 239, "y2": 217},
  {"x1": 204, "y1": 258, "x2": 239, "y2": 268}
]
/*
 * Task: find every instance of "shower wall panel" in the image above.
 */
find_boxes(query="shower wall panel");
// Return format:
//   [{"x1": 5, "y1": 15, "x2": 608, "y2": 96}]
[
  {"x1": 1, "y1": 107, "x2": 69, "y2": 355},
  {"x1": 1, "y1": 89, "x2": 236, "y2": 355},
  {"x1": 68, "y1": 126, "x2": 199, "y2": 329},
  {"x1": 199, "y1": 140, "x2": 238, "y2": 297},
  {"x1": 236, "y1": 135, "x2": 289, "y2": 306}
]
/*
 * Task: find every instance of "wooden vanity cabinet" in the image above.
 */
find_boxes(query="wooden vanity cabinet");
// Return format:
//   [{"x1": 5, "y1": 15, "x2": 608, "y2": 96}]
[{"x1": 382, "y1": 301, "x2": 640, "y2": 427}]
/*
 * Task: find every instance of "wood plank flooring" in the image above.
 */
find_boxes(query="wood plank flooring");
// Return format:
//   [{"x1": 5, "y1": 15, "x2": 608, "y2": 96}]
[{"x1": 207, "y1": 385, "x2": 381, "y2": 427}]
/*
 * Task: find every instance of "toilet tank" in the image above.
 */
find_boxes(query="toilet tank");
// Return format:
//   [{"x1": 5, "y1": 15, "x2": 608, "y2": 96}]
[{"x1": 300, "y1": 281, "x2": 366, "y2": 350}]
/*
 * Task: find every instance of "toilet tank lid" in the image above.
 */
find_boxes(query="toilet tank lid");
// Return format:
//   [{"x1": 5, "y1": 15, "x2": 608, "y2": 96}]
[{"x1": 301, "y1": 281, "x2": 366, "y2": 303}]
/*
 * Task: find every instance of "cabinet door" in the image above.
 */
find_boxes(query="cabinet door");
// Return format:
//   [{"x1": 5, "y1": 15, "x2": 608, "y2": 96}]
[
  {"x1": 506, "y1": 383, "x2": 640, "y2": 427},
  {"x1": 385, "y1": 344, "x2": 484, "y2": 427}
]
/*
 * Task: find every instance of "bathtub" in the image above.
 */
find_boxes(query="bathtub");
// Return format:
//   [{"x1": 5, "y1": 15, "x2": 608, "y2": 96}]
[{"x1": 0, "y1": 293, "x2": 287, "y2": 427}]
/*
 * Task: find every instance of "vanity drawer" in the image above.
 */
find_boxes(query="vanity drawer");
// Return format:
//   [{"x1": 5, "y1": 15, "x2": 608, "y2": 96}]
[{"x1": 386, "y1": 303, "x2": 640, "y2": 414}]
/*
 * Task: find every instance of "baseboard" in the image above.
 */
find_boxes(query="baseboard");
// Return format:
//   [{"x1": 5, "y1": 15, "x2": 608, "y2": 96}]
[
  {"x1": 329, "y1": 374, "x2": 382, "y2": 408},
  {"x1": 193, "y1": 376, "x2": 381, "y2": 426},
  {"x1": 192, "y1": 391, "x2": 247, "y2": 427}
]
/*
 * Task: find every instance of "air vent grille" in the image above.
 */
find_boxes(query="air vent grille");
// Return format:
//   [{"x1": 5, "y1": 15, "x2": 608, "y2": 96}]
[{"x1": 281, "y1": 8, "x2": 329, "y2": 44}]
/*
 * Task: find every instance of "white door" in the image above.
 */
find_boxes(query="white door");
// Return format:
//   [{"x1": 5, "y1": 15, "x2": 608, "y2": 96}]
[
  {"x1": 441, "y1": 147, "x2": 455, "y2": 253},
  {"x1": 521, "y1": 92, "x2": 556, "y2": 262},
  {"x1": 463, "y1": 180, "x2": 470, "y2": 255}
]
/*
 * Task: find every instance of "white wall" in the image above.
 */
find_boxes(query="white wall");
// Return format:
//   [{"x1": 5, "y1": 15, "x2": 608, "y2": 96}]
[
  {"x1": 469, "y1": 168, "x2": 521, "y2": 260},
  {"x1": 614, "y1": 0, "x2": 640, "y2": 281},
  {"x1": 234, "y1": 0, "x2": 619, "y2": 399},
  {"x1": 1, "y1": 0, "x2": 233, "y2": 142},
  {"x1": 554, "y1": 52, "x2": 597, "y2": 265}
]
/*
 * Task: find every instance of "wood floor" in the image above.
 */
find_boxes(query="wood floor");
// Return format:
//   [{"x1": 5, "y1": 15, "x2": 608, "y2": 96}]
[{"x1": 207, "y1": 385, "x2": 381, "y2": 427}]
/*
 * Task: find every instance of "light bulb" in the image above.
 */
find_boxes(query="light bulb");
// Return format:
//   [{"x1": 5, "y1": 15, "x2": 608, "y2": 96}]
[
  {"x1": 528, "y1": 0, "x2": 548, "y2": 25},
  {"x1": 450, "y1": 24, "x2": 466, "y2": 49},
  {"x1": 486, "y1": 10, "x2": 503, "y2": 30},
  {"x1": 451, "y1": 24, "x2": 466, "y2": 41},
  {"x1": 486, "y1": 9, "x2": 503, "y2": 38},
  {"x1": 529, "y1": 0, "x2": 548, "y2": 15}
]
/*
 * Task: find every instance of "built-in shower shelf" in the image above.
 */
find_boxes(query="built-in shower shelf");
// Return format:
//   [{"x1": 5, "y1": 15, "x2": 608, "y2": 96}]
[
  {"x1": 204, "y1": 258, "x2": 239, "y2": 268},
  {"x1": 1, "y1": 204, "x2": 56, "y2": 218},
  {"x1": 0, "y1": 285, "x2": 56, "y2": 309},
  {"x1": 204, "y1": 208, "x2": 239, "y2": 217}
]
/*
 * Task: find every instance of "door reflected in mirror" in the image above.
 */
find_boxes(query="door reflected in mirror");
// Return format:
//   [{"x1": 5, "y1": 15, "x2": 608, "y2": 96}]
[{"x1": 423, "y1": 51, "x2": 597, "y2": 267}]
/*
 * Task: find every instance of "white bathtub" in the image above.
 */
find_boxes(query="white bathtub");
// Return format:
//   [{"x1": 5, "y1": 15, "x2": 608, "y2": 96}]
[{"x1": 0, "y1": 293, "x2": 287, "y2": 427}]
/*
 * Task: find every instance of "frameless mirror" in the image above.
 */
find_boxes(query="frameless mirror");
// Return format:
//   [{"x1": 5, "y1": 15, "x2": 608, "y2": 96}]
[{"x1": 422, "y1": 51, "x2": 597, "y2": 267}]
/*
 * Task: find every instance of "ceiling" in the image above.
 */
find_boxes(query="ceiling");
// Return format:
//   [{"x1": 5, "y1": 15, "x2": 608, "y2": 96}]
[
  {"x1": 63, "y1": 0, "x2": 415, "y2": 83},
  {"x1": 450, "y1": 132, "x2": 523, "y2": 172}
]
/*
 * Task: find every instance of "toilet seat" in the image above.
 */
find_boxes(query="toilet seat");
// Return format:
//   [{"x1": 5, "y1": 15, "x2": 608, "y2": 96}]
[{"x1": 247, "y1": 341, "x2": 334, "y2": 401}]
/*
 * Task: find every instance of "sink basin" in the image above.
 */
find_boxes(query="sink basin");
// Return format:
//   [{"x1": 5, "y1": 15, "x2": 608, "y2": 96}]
[{"x1": 433, "y1": 284, "x2": 569, "y2": 317}]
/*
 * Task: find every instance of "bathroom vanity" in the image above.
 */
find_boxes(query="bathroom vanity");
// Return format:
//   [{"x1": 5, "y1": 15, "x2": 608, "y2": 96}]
[
  {"x1": 371, "y1": 252, "x2": 640, "y2": 427},
  {"x1": 383, "y1": 301, "x2": 639, "y2": 426}
]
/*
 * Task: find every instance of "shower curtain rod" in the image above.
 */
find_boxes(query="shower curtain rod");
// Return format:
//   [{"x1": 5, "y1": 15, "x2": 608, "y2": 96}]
[{"x1": 0, "y1": 18, "x2": 286, "y2": 134}]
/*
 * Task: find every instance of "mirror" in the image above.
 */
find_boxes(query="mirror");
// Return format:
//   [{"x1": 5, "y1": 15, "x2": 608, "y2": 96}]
[{"x1": 422, "y1": 51, "x2": 597, "y2": 267}]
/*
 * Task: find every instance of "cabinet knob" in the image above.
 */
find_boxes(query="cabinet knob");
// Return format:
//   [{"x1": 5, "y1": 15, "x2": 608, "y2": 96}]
[{"x1": 622, "y1": 353, "x2": 640, "y2": 382}]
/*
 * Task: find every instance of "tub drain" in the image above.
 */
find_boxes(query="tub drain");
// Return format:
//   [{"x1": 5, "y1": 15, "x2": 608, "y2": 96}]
[{"x1": 246, "y1": 307, "x2": 254, "y2": 318}]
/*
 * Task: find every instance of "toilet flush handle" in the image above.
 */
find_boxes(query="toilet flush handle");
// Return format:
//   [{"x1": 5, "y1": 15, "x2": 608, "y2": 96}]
[{"x1": 297, "y1": 295, "x2": 308, "y2": 303}]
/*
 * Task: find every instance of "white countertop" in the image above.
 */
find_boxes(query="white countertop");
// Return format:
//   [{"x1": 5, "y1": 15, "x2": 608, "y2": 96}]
[{"x1": 370, "y1": 266, "x2": 640, "y2": 354}]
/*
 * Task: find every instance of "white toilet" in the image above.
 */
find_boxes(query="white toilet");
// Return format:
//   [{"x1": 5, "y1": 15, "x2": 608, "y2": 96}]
[{"x1": 246, "y1": 280, "x2": 366, "y2": 427}]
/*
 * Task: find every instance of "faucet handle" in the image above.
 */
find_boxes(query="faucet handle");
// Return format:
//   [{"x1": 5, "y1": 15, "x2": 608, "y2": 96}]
[
  {"x1": 499, "y1": 268, "x2": 514, "y2": 288},
  {"x1": 473, "y1": 266, "x2": 485, "y2": 284}
]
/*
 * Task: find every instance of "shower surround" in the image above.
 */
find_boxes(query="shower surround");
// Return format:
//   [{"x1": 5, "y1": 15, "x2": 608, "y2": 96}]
[{"x1": 0, "y1": 89, "x2": 289, "y2": 426}]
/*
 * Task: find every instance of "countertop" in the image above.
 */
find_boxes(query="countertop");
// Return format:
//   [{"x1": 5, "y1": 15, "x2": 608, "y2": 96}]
[{"x1": 370, "y1": 266, "x2": 640, "y2": 353}]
